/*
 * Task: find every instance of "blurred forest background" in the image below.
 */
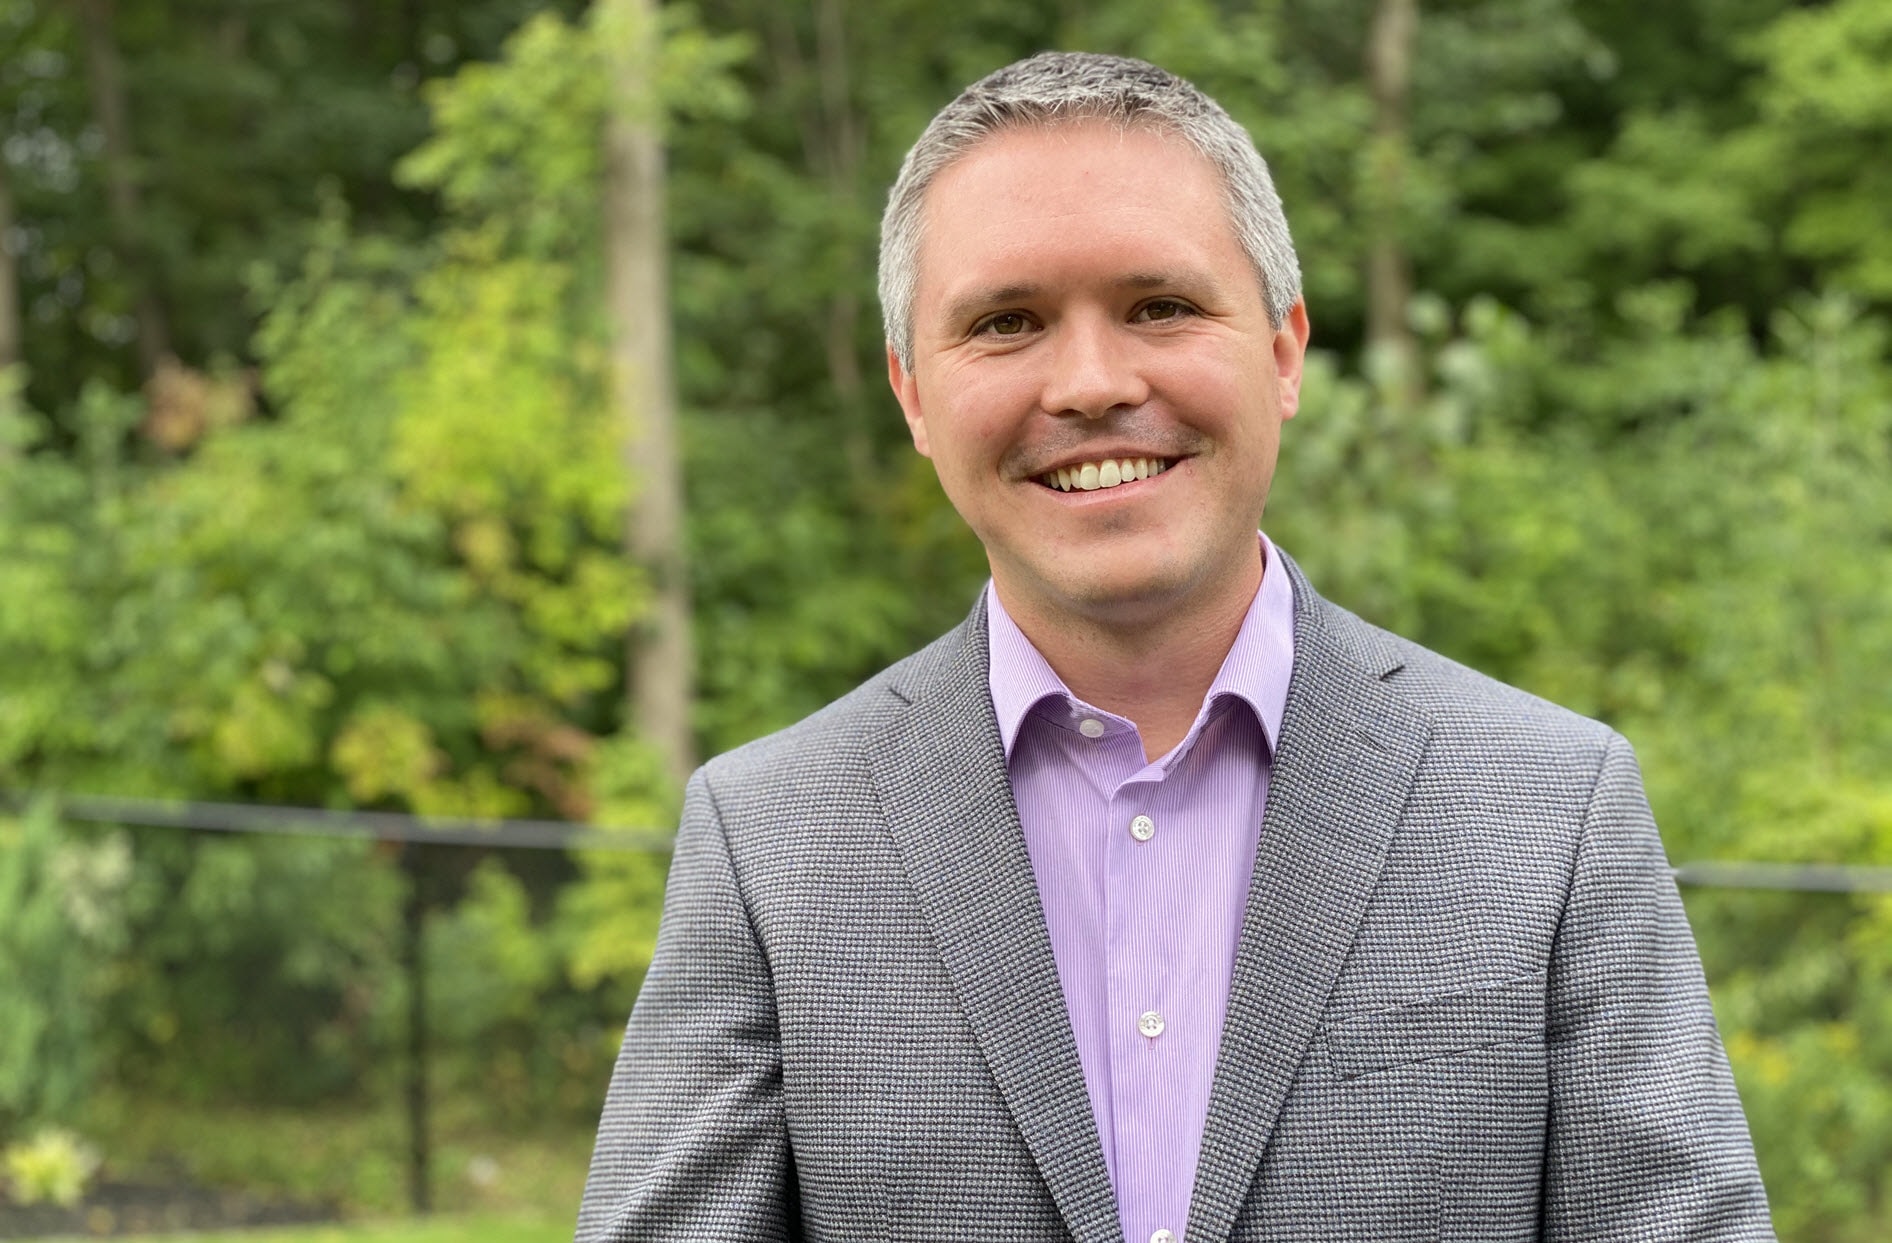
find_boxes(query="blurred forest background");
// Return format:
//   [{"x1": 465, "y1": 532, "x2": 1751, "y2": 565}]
[{"x1": 0, "y1": 0, "x2": 1887, "y2": 1238}]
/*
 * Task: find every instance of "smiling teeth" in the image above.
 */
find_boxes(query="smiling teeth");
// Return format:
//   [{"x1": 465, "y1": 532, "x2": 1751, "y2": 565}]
[{"x1": 1042, "y1": 457, "x2": 1169, "y2": 492}]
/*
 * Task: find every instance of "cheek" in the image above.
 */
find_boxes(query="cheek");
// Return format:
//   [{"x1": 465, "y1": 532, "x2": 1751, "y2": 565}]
[
  {"x1": 920, "y1": 384, "x2": 1018, "y2": 467},
  {"x1": 1215, "y1": 360, "x2": 1285, "y2": 431}
]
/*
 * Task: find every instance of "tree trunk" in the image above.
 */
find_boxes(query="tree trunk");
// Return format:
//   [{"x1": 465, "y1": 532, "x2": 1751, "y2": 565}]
[
  {"x1": 813, "y1": 0, "x2": 872, "y2": 486},
  {"x1": 769, "y1": 2, "x2": 872, "y2": 488},
  {"x1": 1365, "y1": 0, "x2": 1419, "y2": 408},
  {"x1": 73, "y1": 0, "x2": 170, "y2": 379},
  {"x1": 601, "y1": 0, "x2": 695, "y2": 790},
  {"x1": 0, "y1": 159, "x2": 21, "y2": 378}
]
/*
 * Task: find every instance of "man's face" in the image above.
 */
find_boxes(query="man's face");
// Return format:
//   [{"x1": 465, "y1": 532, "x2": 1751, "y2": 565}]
[{"x1": 888, "y1": 122, "x2": 1309, "y2": 633}]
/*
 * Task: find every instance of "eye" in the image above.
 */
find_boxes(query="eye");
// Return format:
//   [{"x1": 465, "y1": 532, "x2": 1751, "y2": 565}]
[
  {"x1": 1133, "y1": 299, "x2": 1194, "y2": 323},
  {"x1": 978, "y1": 312, "x2": 1032, "y2": 337}
]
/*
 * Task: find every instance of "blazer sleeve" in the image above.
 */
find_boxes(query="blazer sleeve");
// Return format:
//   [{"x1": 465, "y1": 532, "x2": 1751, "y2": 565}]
[
  {"x1": 574, "y1": 767, "x2": 796, "y2": 1243},
  {"x1": 1539, "y1": 731, "x2": 1775, "y2": 1240}
]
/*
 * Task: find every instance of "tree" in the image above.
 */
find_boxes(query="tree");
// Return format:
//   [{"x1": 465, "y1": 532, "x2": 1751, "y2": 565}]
[
  {"x1": 72, "y1": 0, "x2": 168, "y2": 378},
  {"x1": 600, "y1": 0, "x2": 694, "y2": 790},
  {"x1": 0, "y1": 159, "x2": 20, "y2": 377},
  {"x1": 1364, "y1": 0, "x2": 1420, "y2": 406}
]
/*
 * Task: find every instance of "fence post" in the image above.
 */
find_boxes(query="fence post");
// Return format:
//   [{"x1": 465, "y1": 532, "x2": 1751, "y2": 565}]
[{"x1": 399, "y1": 845, "x2": 431, "y2": 1215}]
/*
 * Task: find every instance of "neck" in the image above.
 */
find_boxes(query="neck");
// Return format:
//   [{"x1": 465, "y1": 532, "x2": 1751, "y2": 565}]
[{"x1": 996, "y1": 554, "x2": 1264, "y2": 761}]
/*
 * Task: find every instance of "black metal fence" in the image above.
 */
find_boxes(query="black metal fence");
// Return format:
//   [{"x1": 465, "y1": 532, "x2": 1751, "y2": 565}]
[
  {"x1": 11, "y1": 792, "x2": 1890, "y2": 1213},
  {"x1": 44, "y1": 793, "x2": 1892, "y2": 891}
]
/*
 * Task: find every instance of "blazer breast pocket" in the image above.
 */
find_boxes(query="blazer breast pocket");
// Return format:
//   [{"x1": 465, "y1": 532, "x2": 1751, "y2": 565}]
[{"x1": 1323, "y1": 969, "x2": 1548, "y2": 1081}]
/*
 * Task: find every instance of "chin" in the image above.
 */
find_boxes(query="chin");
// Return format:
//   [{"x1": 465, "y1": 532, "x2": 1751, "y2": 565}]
[{"x1": 1051, "y1": 563, "x2": 1207, "y2": 626}]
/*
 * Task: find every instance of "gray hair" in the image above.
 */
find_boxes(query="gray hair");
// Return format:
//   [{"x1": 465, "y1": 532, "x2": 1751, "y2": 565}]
[{"x1": 878, "y1": 51, "x2": 1302, "y2": 370}]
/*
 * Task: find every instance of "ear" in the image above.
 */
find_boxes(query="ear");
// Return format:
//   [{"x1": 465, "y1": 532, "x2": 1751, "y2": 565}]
[
  {"x1": 887, "y1": 344, "x2": 932, "y2": 457},
  {"x1": 1273, "y1": 300, "x2": 1312, "y2": 420}
]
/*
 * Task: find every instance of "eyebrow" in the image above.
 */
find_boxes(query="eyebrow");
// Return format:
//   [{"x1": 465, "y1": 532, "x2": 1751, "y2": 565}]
[
  {"x1": 941, "y1": 283, "x2": 1042, "y2": 331},
  {"x1": 939, "y1": 272, "x2": 1202, "y2": 331}
]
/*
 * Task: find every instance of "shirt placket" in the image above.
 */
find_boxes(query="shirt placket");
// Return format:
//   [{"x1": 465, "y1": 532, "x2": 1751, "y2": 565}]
[{"x1": 1104, "y1": 757, "x2": 1191, "y2": 1243}]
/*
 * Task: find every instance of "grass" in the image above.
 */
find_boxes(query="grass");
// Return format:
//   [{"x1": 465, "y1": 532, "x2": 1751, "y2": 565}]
[
  {"x1": 73, "y1": 1086, "x2": 596, "y2": 1221},
  {"x1": 43, "y1": 1216, "x2": 570, "y2": 1243}
]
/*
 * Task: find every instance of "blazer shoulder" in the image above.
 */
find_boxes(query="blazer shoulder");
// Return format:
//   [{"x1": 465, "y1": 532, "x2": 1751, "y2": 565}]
[
  {"x1": 696, "y1": 617, "x2": 971, "y2": 798},
  {"x1": 1315, "y1": 591, "x2": 1616, "y2": 759}
]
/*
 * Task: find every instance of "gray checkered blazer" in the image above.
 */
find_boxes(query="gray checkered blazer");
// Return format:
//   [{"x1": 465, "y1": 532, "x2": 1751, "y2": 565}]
[{"x1": 577, "y1": 553, "x2": 1774, "y2": 1242}]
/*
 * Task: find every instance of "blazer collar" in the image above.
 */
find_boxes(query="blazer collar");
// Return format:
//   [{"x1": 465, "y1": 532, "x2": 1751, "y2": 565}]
[
  {"x1": 869, "y1": 601, "x2": 1124, "y2": 1243},
  {"x1": 1185, "y1": 552, "x2": 1431, "y2": 1241}
]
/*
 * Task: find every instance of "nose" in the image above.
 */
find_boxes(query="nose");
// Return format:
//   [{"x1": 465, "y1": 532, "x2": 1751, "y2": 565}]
[{"x1": 1037, "y1": 314, "x2": 1149, "y2": 418}]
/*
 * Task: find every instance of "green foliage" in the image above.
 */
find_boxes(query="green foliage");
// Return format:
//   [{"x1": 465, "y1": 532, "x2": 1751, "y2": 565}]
[
  {"x1": 0, "y1": 0, "x2": 591, "y2": 409},
  {"x1": 1, "y1": 1128, "x2": 100, "y2": 1207},
  {"x1": 398, "y1": 14, "x2": 607, "y2": 256},
  {"x1": 1750, "y1": 0, "x2": 1892, "y2": 299},
  {"x1": 427, "y1": 856, "x2": 624, "y2": 1122},
  {"x1": 1708, "y1": 898, "x2": 1892, "y2": 1243},
  {"x1": 4, "y1": 0, "x2": 1891, "y2": 1234},
  {"x1": 0, "y1": 806, "x2": 121, "y2": 1134},
  {"x1": 562, "y1": 846, "x2": 669, "y2": 1003},
  {"x1": 108, "y1": 836, "x2": 405, "y2": 1103}
]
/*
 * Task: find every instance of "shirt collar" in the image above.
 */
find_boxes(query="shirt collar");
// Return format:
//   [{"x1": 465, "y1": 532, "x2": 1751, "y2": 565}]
[{"x1": 985, "y1": 532, "x2": 1296, "y2": 759}]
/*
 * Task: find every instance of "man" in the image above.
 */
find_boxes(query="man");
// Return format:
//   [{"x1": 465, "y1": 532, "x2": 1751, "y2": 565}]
[{"x1": 577, "y1": 52, "x2": 1773, "y2": 1243}]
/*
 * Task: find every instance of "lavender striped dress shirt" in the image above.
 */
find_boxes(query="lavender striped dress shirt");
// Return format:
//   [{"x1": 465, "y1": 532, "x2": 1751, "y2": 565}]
[{"x1": 985, "y1": 534, "x2": 1294, "y2": 1243}]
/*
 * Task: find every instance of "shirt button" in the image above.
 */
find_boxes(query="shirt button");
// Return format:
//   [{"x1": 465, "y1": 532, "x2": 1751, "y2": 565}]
[
  {"x1": 1151, "y1": 1230, "x2": 1178, "y2": 1243},
  {"x1": 1129, "y1": 814, "x2": 1156, "y2": 842},
  {"x1": 1077, "y1": 717, "x2": 1105, "y2": 738},
  {"x1": 1138, "y1": 1010, "x2": 1165, "y2": 1038}
]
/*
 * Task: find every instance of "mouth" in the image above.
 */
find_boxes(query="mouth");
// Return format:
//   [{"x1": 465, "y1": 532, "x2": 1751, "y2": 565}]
[{"x1": 1035, "y1": 455, "x2": 1174, "y2": 493}]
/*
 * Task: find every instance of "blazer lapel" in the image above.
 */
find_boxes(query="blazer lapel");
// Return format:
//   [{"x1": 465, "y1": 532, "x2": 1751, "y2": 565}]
[
  {"x1": 1186, "y1": 556, "x2": 1432, "y2": 1243},
  {"x1": 867, "y1": 606, "x2": 1123, "y2": 1243}
]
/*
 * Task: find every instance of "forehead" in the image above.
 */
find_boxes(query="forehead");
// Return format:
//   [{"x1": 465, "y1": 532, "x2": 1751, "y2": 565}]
[{"x1": 912, "y1": 121, "x2": 1252, "y2": 320}]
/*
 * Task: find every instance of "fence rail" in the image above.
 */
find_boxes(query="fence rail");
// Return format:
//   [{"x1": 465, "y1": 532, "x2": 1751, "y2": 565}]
[
  {"x1": 1669, "y1": 861, "x2": 1892, "y2": 893},
  {"x1": 10, "y1": 791, "x2": 1892, "y2": 892},
  {"x1": 15, "y1": 792, "x2": 672, "y2": 851}
]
